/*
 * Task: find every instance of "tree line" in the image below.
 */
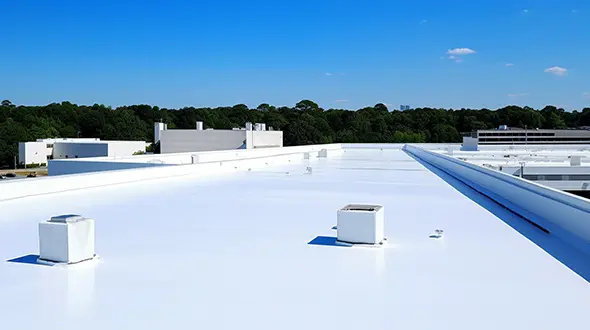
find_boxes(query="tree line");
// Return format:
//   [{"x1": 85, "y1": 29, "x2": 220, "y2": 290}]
[{"x1": 1, "y1": 99, "x2": 589, "y2": 168}]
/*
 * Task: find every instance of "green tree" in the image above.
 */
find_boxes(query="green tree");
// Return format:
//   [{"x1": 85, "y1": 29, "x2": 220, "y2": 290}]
[
  {"x1": 295, "y1": 100, "x2": 319, "y2": 111},
  {"x1": 0, "y1": 99, "x2": 587, "y2": 168}
]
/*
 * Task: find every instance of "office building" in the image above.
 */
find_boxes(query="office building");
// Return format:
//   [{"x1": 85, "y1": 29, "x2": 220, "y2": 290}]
[{"x1": 473, "y1": 127, "x2": 590, "y2": 145}]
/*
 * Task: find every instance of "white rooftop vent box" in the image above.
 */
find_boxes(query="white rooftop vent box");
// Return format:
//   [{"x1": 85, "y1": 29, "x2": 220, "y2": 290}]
[
  {"x1": 571, "y1": 156, "x2": 582, "y2": 166},
  {"x1": 39, "y1": 214, "x2": 96, "y2": 264},
  {"x1": 319, "y1": 149, "x2": 328, "y2": 158},
  {"x1": 337, "y1": 204, "x2": 384, "y2": 245}
]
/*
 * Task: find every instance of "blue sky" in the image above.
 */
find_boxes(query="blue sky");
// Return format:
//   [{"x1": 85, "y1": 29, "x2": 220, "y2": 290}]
[{"x1": 2, "y1": 0, "x2": 589, "y2": 110}]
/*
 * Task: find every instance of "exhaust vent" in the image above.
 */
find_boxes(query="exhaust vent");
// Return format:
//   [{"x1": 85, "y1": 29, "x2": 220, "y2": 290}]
[
  {"x1": 39, "y1": 214, "x2": 96, "y2": 264},
  {"x1": 337, "y1": 204, "x2": 384, "y2": 245},
  {"x1": 570, "y1": 156, "x2": 582, "y2": 166}
]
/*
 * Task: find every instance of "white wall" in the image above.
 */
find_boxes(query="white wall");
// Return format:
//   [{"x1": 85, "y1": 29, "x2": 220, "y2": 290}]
[
  {"x1": 53, "y1": 143, "x2": 109, "y2": 159},
  {"x1": 3, "y1": 144, "x2": 344, "y2": 201},
  {"x1": 191, "y1": 143, "x2": 341, "y2": 163},
  {"x1": 154, "y1": 123, "x2": 166, "y2": 143},
  {"x1": 51, "y1": 141, "x2": 145, "y2": 160},
  {"x1": 106, "y1": 141, "x2": 146, "y2": 157},
  {"x1": 48, "y1": 160, "x2": 170, "y2": 176},
  {"x1": 160, "y1": 130, "x2": 247, "y2": 153},
  {"x1": 461, "y1": 137, "x2": 479, "y2": 151},
  {"x1": 251, "y1": 131, "x2": 283, "y2": 148},
  {"x1": 18, "y1": 142, "x2": 48, "y2": 165}
]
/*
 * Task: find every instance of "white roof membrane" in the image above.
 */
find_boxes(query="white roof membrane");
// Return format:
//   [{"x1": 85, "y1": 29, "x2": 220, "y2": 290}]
[{"x1": 1, "y1": 147, "x2": 589, "y2": 329}]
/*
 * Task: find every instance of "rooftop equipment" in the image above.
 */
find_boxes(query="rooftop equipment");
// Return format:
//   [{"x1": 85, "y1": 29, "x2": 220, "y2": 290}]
[
  {"x1": 39, "y1": 214, "x2": 96, "y2": 264},
  {"x1": 571, "y1": 156, "x2": 582, "y2": 166},
  {"x1": 337, "y1": 204, "x2": 384, "y2": 245}
]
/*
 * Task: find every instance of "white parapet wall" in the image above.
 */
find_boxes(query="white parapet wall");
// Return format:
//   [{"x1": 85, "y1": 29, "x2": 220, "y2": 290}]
[
  {"x1": 403, "y1": 144, "x2": 590, "y2": 256},
  {"x1": 48, "y1": 160, "x2": 172, "y2": 176},
  {"x1": 3, "y1": 144, "x2": 344, "y2": 202},
  {"x1": 250, "y1": 131, "x2": 283, "y2": 148}
]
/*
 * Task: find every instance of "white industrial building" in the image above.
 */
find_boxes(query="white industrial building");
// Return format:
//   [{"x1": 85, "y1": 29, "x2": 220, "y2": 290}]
[
  {"x1": 156, "y1": 121, "x2": 283, "y2": 153},
  {"x1": 18, "y1": 138, "x2": 146, "y2": 165}
]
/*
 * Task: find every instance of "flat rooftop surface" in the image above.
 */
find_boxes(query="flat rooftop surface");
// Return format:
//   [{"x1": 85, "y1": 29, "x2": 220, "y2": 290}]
[{"x1": 1, "y1": 148, "x2": 589, "y2": 329}]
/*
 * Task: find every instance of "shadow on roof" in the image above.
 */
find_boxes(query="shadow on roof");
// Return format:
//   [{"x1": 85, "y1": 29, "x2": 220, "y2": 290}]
[
  {"x1": 7, "y1": 254, "x2": 53, "y2": 267},
  {"x1": 407, "y1": 152, "x2": 590, "y2": 283},
  {"x1": 308, "y1": 236, "x2": 350, "y2": 247}
]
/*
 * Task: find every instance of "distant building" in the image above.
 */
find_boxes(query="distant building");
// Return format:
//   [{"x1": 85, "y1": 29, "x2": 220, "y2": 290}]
[
  {"x1": 400, "y1": 105, "x2": 411, "y2": 111},
  {"x1": 156, "y1": 121, "x2": 283, "y2": 153},
  {"x1": 18, "y1": 138, "x2": 146, "y2": 165},
  {"x1": 472, "y1": 126, "x2": 590, "y2": 145}
]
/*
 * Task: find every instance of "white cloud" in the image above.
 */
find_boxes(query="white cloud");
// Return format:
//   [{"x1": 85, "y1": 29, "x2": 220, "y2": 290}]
[
  {"x1": 325, "y1": 72, "x2": 333, "y2": 76},
  {"x1": 447, "y1": 48, "x2": 476, "y2": 55},
  {"x1": 335, "y1": 99, "x2": 348, "y2": 103},
  {"x1": 507, "y1": 93, "x2": 528, "y2": 97},
  {"x1": 523, "y1": 9, "x2": 529, "y2": 13},
  {"x1": 505, "y1": 63, "x2": 514, "y2": 67},
  {"x1": 544, "y1": 66, "x2": 568, "y2": 76}
]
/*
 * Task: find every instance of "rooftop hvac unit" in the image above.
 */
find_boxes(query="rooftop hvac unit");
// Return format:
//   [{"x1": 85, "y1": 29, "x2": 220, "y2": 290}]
[
  {"x1": 337, "y1": 204, "x2": 384, "y2": 245},
  {"x1": 39, "y1": 214, "x2": 96, "y2": 264}
]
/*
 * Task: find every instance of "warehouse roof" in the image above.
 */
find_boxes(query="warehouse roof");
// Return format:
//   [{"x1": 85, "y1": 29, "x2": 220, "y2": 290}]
[{"x1": 1, "y1": 144, "x2": 590, "y2": 329}]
